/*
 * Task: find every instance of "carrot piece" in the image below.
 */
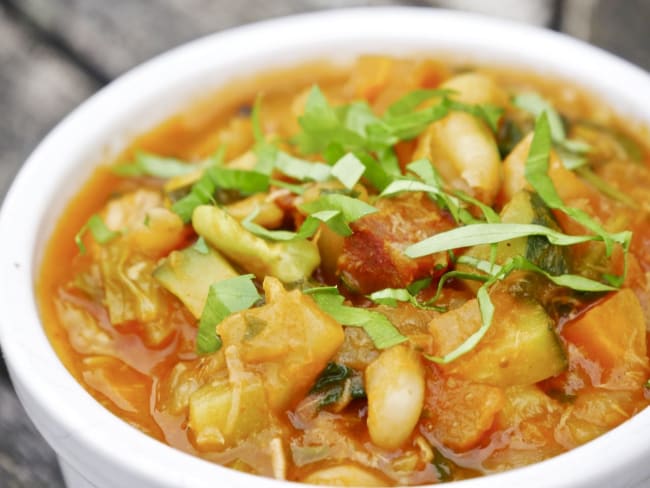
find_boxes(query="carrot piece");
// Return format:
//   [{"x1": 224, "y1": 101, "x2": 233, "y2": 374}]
[
  {"x1": 423, "y1": 372, "x2": 504, "y2": 452},
  {"x1": 562, "y1": 289, "x2": 648, "y2": 389}
]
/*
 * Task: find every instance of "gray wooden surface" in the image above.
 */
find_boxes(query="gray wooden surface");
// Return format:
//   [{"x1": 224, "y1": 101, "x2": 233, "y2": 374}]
[{"x1": 0, "y1": 1, "x2": 648, "y2": 486}]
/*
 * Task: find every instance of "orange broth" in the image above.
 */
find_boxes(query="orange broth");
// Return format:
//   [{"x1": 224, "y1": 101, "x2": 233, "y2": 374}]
[{"x1": 37, "y1": 57, "x2": 650, "y2": 485}]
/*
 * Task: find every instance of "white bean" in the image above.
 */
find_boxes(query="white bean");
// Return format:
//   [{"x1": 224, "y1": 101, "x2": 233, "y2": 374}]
[
  {"x1": 365, "y1": 345, "x2": 425, "y2": 450},
  {"x1": 302, "y1": 464, "x2": 386, "y2": 486},
  {"x1": 441, "y1": 72, "x2": 508, "y2": 106},
  {"x1": 414, "y1": 111, "x2": 502, "y2": 205}
]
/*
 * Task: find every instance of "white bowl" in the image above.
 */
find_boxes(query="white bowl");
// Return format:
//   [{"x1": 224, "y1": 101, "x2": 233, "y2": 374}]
[{"x1": 2, "y1": 7, "x2": 650, "y2": 488}]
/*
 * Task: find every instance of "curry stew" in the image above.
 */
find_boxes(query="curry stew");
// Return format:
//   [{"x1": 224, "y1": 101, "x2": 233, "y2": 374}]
[{"x1": 38, "y1": 57, "x2": 650, "y2": 485}]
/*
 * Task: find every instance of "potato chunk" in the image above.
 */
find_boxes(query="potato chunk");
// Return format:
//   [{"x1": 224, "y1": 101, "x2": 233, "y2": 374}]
[
  {"x1": 423, "y1": 373, "x2": 503, "y2": 451},
  {"x1": 219, "y1": 277, "x2": 345, "y2": 411},
  {"x1": 188, "y1": 373, "x2": 269, "y2": 450}
]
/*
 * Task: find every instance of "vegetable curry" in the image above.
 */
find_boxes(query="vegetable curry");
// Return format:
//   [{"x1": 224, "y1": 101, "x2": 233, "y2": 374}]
[{"x1": 38, "y1": 56, "x2": 650, "y2": 485}]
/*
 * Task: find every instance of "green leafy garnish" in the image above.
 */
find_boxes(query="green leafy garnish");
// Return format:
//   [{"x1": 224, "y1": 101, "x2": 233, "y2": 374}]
[
  {"x1": 310, "y1": 362, "x2": 366, "y2": 407},
  {"x1": 274, "y1": 151, "x2": 331, "y2": 182},
  {"x1": 305, "y1": 287, "x2": 407, "y2": 349},
  {"x1": 192, "y1": 236, "x2": 210, "y2": 255},
  {"x1": 525, "y1": 113, "x2": 631, "y2": 257},
  {"x1": 425, "y1": 282, "x2": 496, "y2": 364},
  {"x1": 196, "y1": 274, "x2": 261, "y2": 354},
  {"x1": 447, "y1": 99, "x2": 503, "y2": 133},
  {"x1": 513, "y1": 92, "x2": 591, "y2": 169},
  {"x1": 368, "y1": 286, "x2": 444, "y2": 311},
  {"x1": 300, "y1": 193, "x2": 377, "y2": 237},
  {"x1": 575, "y1": 167, "x2": 638, "y2": 208},
  {"x1": 405, "y1": 222, "x2": 600, "y2": 258},
  {"x1": 330, "y1": 153, "x2": 366, "y2": 189},
  {"x1": 432, "y1": 448, "x2": 454, "y2": 482},
  {"x1": 242, "y1": 192, "x2": 376, "y2": 242},
  {"x1": 458, "y1": 255, "x2": 616, "y2": 293},
  {"x1": 171, "y1": 147, "x2": 269, "y2": 222},
  {"x1": 113, "y1": 152, "x2": 197, "y2": 178},
  {"x1": 74, "y1": 214, "x2": 120, "y2": 254}
]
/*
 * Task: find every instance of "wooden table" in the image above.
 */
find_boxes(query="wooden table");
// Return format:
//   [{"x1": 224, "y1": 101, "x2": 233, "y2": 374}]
[{"x1": 1, "y1": 0, "x2": 648, "y2": 485}]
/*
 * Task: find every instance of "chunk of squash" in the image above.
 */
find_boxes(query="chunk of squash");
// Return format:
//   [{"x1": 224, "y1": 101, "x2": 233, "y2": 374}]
[
  {"x1": 428, "y1": 287, "x2": 567, "y2": 386},
  {"x1": 424, "y1": 373, "x2": 504, "y2": 451},
  {"x1": 562, "y1": 289, "x2": 648, "y2": 389},
  {"x1": 188, "y1": 373, "x2": 269, "y2": 450},
  {"x1": 219, "y1": 277, "x2": 345, "y2": 412}
]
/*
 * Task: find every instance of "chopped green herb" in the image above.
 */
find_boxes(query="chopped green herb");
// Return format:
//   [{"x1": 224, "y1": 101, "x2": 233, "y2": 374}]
[
  {"x1": 192, "y1": 236, "x2": 210, "y2": 255},
  {"x1": 172, "y1": 147, "x2": 269, "y2": 223},
  {"x1": 275, "y1": 151, "x2": 331, "y2": 182},
  {"x1": 196, "y1": 274, "x2": 261, "y2": 354},
  {"x1": 310, "y1": 362, "x2": 366, "y2": 407},
  {"x1": 575, "y1": 167, "x2": 638, "y2": 208},
  {"x1": 525, "y1": 113, "x2": 630, "y2": 256},
  {"x1": 74, "y1": 214, "x2": 120, "y2": 254},
  {"x1": 305, "y1": 287, "x2": 407, "y2": 349},
  {"x1": 384, "y1": 88, "x2": 451, "y2": 118},
  {"x1": 432, "y1": 447, "x2": 454, "y2": 482},
  {"x1": 270, "y1": 179, "x2": 306, "y2": 195},
  {"x1": 513, "y1": 92, "x2": 566, "y2": 141},
  {"x1": 300, "y1": 193, "x2": 377, "y2": 236},
  {"x1": 447, "y1": 99, "x2": 503, "y2": 133},
  {"x1": 369, "y1": 286, "x2": 444, "y2": 311},
  {"x1": 330, "y1": 153, "x2": 366, "y2": 189},
  {"x1": 457, "y1": 255, "x2": 617, "y2": 293},
  {"x1": 425, "y1": 282, "x2": 496, "y2": 364},
  {"x1": 113, "y1": 151, "x2": 197, "y2": 179},
  {"x1": 405, "y1": 222, "x2": 600, "y2": 259},
  {"x1": 251, "y1": 95, "x2": 277, "y2": 175}
]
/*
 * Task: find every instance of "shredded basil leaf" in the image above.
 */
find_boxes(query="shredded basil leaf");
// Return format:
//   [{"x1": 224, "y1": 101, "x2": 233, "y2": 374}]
[
  {"x1": 525, "y1": 113, "x2": 630, "y2": 256},
  {"x1": 300, "y1": 193, "x2": 377, "y2": 236},
  {"x1": 192, "y1": 236, "x2": 210, "y2": 255},
  {"x1": 369, "y1": 286, "x2": 444, "y2": 311},
  {"x1": 74, "y1": 214, "x2": 120, "y2": 254},
  {"x1": 113, "y1": 151, "x2": 197, "y2": 178},
  {"x1": 457, "y1": 255, "x2": 617, "y2": 292},
  {"x1": 196, "y1": 274, "x2": 261, "y2": 354},
  {"x1": 275, "y1": 151, "x2": 332, "y2": 182},
  {"x1": 575, "y1": 167, "x2": 638, "y2": 208},
  {"x1": 447, "y1": 100, "x2": 503, "y2": 133},
  {"x1": 330, "y1": 153, "x2": 366, "y2": 189},
  {"x1": 384, "y1": 89, "x2": 452, "y2": 118},
  {"x1": 513, "y1": 92, "x2": 566, "y2": 141},
  {"x1": 305, "y1": 287, "x2": 407, "y2": 349},
  {"x1": 425, "y1": 283, "x2": 496, "y2": 364},
  {"x1": 405, "y1": 222, "x2": 599, "y2": 259},
  {"x1": 172, "y1": 148, "x2": 269, "y2": 223}
]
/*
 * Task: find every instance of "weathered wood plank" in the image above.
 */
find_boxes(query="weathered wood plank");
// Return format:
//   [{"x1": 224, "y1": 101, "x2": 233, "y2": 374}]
[
  {"x1": 0, "y1": 4, "x2": 99, "y2": 198},
  {"x1": 14, "y1": 0, "x2": 405, "y2": 78}
]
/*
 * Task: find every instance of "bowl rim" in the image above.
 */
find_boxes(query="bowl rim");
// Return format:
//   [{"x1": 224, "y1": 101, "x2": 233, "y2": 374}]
[{"x1": 2, "y1": 6, "x2": 650, "y2": 488}]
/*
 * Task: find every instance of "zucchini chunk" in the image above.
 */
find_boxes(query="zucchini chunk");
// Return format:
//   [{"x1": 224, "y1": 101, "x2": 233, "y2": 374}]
[
  {"x1": 460, "y1": 190, "x2": 569, "y2": 290},
  {"x1": 429, "y1": 286, "x2": 567, "y2": 387},
  {"x1": 153, "y1": 244, "x2": 238, "y2": 318}
]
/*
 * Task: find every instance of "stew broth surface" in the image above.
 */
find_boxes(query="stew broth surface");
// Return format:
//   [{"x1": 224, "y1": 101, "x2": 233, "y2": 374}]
[{"x1": 38, "y1": 56, "x2": 650, "y2": 485}]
